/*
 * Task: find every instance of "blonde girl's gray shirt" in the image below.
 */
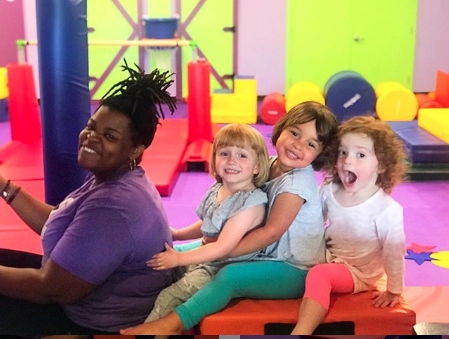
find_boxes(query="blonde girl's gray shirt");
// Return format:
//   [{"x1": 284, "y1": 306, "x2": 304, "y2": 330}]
[
  {"x1": 260, "y1": 157, "x2": 326, "y2": 270},
  {"x1": 197, "y1": 182, "x2": 268, "y2": 265}
]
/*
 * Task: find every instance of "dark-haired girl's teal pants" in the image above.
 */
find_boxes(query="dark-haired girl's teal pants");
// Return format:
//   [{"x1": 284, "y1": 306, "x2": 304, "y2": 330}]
[{"x1": 175, "y1": 260, "x2": 307, "y2": 330}]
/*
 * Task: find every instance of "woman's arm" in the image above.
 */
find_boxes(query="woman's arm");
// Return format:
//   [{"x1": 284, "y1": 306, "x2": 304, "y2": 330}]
[
  {"x1": 0, "y1": 258, "x2": 95, "y2": 304},
  {"x1": 229, "y1": 192, "x2": 304, "y2": 257},
  {"x1": 0, "y1": 177, "x2": 54, "y2": 234},
  {"x1": 149, "y1": 204, "x2": 265, "y2": 269}
]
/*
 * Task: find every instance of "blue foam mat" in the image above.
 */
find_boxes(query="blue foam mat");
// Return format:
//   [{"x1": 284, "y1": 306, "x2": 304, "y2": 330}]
[{"x1": 388, "y1": 120, "x2": 449, "y2": 163}]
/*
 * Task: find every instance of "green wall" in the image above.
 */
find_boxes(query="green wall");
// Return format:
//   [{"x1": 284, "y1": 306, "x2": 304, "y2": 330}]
[
  {"x1": 87, "y1": 1, "x2": 418, "y2": 99},
  {"x1": 286, "y1": 0, "x2": 417, "y2": 91},
  {"x1": 87, "y1": 1, "x2": 140, "y2": 99},
  {"x1": 87, "y1": 0, "x2": 234, "y2": 99}
]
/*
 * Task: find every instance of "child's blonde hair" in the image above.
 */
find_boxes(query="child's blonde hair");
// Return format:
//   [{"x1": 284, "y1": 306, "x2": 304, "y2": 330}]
[
  {"x1": 210, "y1": 124, "x2": 270, "y2": 187},
  {"x1": 331, "y1": 116, "x2": 409, "y2": 193}
]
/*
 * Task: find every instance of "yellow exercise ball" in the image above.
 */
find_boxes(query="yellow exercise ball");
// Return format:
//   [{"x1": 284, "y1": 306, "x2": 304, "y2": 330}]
[{"x1": 285, "y1": 81, "x2": 324, "y2": 112}]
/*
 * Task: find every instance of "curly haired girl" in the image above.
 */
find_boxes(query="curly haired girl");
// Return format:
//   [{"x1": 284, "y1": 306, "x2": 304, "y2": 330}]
[{"x1": 291, "y1": 115, "x2": 409, "y2": 334}]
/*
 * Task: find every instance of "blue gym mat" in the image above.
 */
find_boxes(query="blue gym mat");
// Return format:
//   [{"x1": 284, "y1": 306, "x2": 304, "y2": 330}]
[{"x1": 388, "y1": 120, "x2": 449, "y2": 163}]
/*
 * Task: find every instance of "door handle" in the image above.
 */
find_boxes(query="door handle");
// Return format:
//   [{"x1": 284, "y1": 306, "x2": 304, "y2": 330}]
[{"x1": 223, "y1": 26, "x2": 235, "y2": 33}]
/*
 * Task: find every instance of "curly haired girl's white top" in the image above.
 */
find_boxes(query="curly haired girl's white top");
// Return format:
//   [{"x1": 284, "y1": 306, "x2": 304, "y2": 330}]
[{"x1": 321, "y1": 182, "x2": 406, "y2": 294}]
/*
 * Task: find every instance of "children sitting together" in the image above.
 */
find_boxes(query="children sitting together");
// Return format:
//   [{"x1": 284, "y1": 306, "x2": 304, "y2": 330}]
[{"x1": 122, "y1": 103, "x2": 408, "y2": 335}]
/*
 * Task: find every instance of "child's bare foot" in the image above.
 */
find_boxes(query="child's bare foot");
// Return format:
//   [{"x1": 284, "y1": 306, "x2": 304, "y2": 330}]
[{"x1": 120, "y1": 312, "x2": 185, "y2": 335}]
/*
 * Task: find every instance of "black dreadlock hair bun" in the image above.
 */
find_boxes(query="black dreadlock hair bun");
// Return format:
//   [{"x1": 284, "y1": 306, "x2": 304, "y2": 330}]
[{"x1": 100, "y1": 59, "x2": 177, "y2": 148}]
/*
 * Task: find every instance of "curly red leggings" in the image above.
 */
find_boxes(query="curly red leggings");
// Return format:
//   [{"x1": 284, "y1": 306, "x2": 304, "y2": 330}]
[{"x1": 303, "y1": 263, "x2": 354, "y2": 310}]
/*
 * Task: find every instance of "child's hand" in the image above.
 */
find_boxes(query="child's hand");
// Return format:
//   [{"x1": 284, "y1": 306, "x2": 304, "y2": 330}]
[
  {"x1": 147, "y1": 243, "x2": 179, "y2": 270},
  {"x1": 371, "y1": 290, "x2": 401, "y2": 308},
  {"x1": 170, "y1": 227, "x2": 179, "y2": 240}
]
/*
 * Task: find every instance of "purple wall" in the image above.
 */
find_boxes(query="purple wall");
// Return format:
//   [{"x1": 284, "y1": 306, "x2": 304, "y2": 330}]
[
  {"x1": 237, "y1": 0, "x2": 287, "y2": 95},
  {"x1": 413, "y1": 0, "x2": 449, "y2": 92},
  {"x1": 0, "y1": 0, "x2": 25, "y2": 65}
]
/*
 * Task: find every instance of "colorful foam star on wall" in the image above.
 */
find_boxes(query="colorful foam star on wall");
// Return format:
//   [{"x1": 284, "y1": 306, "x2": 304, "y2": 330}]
[
  {"x1": 430, "y1": 251, "x2": 449, "y2": 269},
  {"x1": 405, "y1": 249, "x2": 433, "y2": 265},
  {"x1": 407, "y1": 242, "x2": 436, "y2": 253}
]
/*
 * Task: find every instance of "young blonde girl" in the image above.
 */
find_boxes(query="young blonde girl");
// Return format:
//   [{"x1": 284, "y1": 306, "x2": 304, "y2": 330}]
[
  {"x1": 291, "y1": 116, "x2": 409, "y2": 334},
  {"x1": 121, "y1": 101, "x2": 339, "y2": 335},
  {"x1": 144, "y1": 123, "x2": 270, "y2": 321}
]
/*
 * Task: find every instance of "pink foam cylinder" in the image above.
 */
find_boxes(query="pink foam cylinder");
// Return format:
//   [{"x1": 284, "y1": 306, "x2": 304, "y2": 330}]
[
  {"x1": 187, "y1": 59, "x2": 213, "y2": 144},
  {"x1": 260, "y1": 92, "x2": 286, "y2": 125}
]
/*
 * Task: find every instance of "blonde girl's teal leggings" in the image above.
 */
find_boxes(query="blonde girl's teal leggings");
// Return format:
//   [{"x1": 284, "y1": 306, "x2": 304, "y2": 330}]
[{"x1": 175, "y1": 260, "x2": 307, "y2": 330}]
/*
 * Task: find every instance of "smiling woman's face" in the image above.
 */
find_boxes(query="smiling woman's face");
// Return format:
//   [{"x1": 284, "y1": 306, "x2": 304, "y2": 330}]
[{"x1": 78, "y1": 106, "x2": 135, "y2": 181}]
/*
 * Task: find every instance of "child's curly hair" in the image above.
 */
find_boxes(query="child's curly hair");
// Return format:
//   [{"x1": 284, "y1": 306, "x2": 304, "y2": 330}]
[{"x1": 329, "y1": 116, "x2": 409, "y2": 193}]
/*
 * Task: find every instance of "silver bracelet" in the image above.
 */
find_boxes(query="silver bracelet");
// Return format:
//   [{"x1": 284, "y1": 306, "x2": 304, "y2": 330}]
[{"x1": 1, "y1": 179, "x2": 11, "y2": 200}]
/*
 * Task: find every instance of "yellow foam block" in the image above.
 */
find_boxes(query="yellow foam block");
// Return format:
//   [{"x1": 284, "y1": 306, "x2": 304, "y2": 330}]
[
  {"x1": 0, "y1": 67, "x2": 8, "y2": 100},
  {"x1": 211, "y1": 92, "x2": 257, "y2": 124},
  {"x1": 418, "y1": 108, "x2": 449, "y2": 144},
  {"x1": 234, "y1": 78, "x2": 257, "y2": 95},
  {"x1": 211, "y1": 77, "x2": 257, "y2": 124},
  {"x1": 286, "y1": 81, "x2": 324, "y2": 111},
  {"x1": 375, "y1": 82, "x2": 418, "y2": 121}
]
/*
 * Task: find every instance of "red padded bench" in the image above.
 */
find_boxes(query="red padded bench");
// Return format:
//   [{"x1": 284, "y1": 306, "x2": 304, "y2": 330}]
[{"x1": 198, "y1": 291, "x2": 416, "y2": 335}]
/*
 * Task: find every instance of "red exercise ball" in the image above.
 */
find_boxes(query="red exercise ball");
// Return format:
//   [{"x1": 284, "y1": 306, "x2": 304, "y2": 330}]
[{"x1": 260, "y1": 92, "x2": 286, "y2": 125}]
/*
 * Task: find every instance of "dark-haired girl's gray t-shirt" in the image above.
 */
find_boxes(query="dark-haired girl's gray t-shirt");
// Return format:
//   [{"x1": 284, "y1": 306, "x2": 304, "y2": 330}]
[{"x1": 260, "y1": 158, "x2": 326, "y2": 270}]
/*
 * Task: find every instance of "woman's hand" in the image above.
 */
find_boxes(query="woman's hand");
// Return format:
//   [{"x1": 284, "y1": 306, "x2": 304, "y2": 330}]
[
  {"x1": 147, "y1": 243, "x2": 179, "y2": 270},
  {"x1": 371, "y1": 290, "x2": 401, "y2": 308},
  {"x1": 0, "y1": 176, "x2": 53, "y2": 234}
]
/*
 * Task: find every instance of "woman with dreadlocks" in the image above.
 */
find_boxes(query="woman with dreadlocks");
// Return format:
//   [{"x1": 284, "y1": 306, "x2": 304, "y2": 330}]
[{"x1": 0, "y1": 61, "x2": 177, "y2": 336}]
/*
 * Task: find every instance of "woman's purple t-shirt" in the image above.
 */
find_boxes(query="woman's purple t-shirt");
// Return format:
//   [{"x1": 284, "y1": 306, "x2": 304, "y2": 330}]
[{"x1": 41, "y1": 168, "x2": 174, "y2": 332}]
